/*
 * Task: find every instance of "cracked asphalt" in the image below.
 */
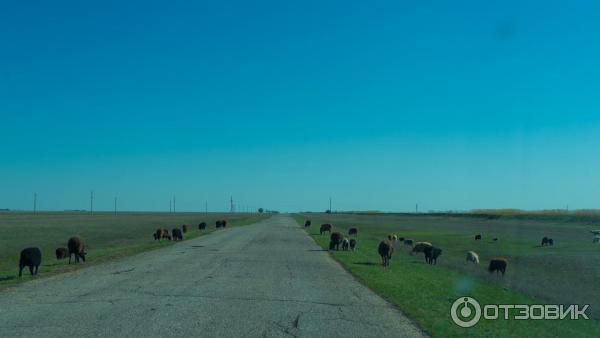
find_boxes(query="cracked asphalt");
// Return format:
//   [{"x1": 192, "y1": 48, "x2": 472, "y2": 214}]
[{"x1": 0, "y1": 215, "x2": 425, "y2": 337}]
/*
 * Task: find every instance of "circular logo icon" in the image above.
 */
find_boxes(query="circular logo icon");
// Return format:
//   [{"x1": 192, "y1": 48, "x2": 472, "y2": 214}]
[{"x1": 451, "y1": 297, "x2": 481, "y2": 328}]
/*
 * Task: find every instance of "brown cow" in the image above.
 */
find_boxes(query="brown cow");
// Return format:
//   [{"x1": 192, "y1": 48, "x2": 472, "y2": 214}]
[
  {"x1": 378, "y1": 240, "x2": 394, "y2": 268},
  {"x1": 67, "y1": 236, "x2": 87, "y2": 264},
  {"x1": 320, "y1": 224, "x2": 332, "y2": 235},
  {"x1": 488, "y1": 257, "x2": 508, "y2": 275}
]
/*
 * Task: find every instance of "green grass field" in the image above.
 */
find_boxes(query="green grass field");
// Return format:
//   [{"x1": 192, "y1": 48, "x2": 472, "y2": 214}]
[
  {"x1": 293, "y1": 213, "x2": 600, "y2": 337},
  {"x1": 0, "y1": 211, "x2": 268, "y2": 288}
]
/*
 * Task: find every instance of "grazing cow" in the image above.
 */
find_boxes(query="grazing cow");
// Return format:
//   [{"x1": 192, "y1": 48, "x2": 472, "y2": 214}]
[
  {"x1": 488, "y1": 257, "x2": 508, "y2": 275},
  {"x1": 412, "y1": 242, "x2": 433, "y2": 255},
  {"x1": 348, "y1": 228, "x2": 358, "y2": 236},
  {"x1": 349, "y1": 239, "x2": 357, "y2": 251},
  {"x1": 424, "y1": 246, "x2": 442, "y2": 265},
  {"x1": 67, "y1": 236, "x2": 87, "y2": 264},
  {"x1": 216, "y1": 220, "x2": 222, "y2": 228},
  {"x1": 329, "y1": 232, "x2": 343, "y2": 251},
  {"x1": 342, "y1": 238, "x2": 350, "y2": 251},
  {"x1": 304, "y1": 220, "x2": 311, "y2": 228},
  {"x1": 399, "y1": 237, "x2": 405, "y2": 242},
  {"x1": 172, "y1": 228, "x2": 183, "y2": 241},
  {"x1": 320, "y1": 224, "x2": 332, "y2": 235},
  {"x1": 198, "y1": 222, "x2": 207, "y2": 230},
  {"x1": 19, "y1": 247, "x2": 42, "y2": 277},
  {"x1": 541, "y1": 236, "x2": 550, "y2": 246},
  {"x1": 548, "y1": 238, "x2": 554, "y2": 246},
  {"x1": 55, "y1": 247, "x2": 68, "y2": 260},
  {"x1": 181, "y1": 224, "x2": 188, "y2": 233},
  {"x1": 154, "y1": 229, "x2": 162, "y2": 241},
  {"x1": 404, "y1": 239, "x2": 414, "y2": 246},
  {"x1": 387, "y1": 234, "x2": 398, "y2": 242},
  {"x1": 378, "y1": 240, "x2": 394, "y2": 268},
  {"x1": 221, "y1": 220, "x2": 227, "y2": 228},
  {"x1": 466, "y1": 251, "x2": 479, "y2": 264},
  {"x1": 475, "y1": 234, "x2": 482, "y2": 240},
  {"x1": 161, "y1": 229, "x2": 171, "y2": 240}
]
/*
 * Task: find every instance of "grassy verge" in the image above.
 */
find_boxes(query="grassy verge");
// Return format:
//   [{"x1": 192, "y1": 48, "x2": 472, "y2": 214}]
[
  {"x1": 0, "y1": 212, "x2": 269, "y2": 289},
  {"x1": 292, "y1": 213, "x2": 599, "y2": 337}
]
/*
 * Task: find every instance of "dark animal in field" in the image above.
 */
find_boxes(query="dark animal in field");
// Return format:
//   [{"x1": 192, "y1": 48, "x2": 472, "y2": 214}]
[
  {"x1": 19, "y1": 247, "x2": 42, "y2": 277},
  {"x1": 593, "y1": 236, "x2": 600, "y2": 244},
  {"x1": 387, "y1": 234, "x2": 397, "y2": 241},
  {"x1": 541, "y1": 237, "x2": 554, "y2": 246},
  {"x1": 488, "y1": 257, "x2": 508, "y2": 275},
  {"x1": 412, "y1": 242, "x2": 432, "y2": 255},
  {"x1": 68, "y1": 236, "x2": 87, "y2": 264},
  {"x1": 466, "y1": 251, "x2": 479, "y2": 264},
  {"x1": 349, "y1": 239, "x2": 357, "y2": 251},
  {"x1": 329, "y1": 232, "x2": 343, "y2": 251},
  {"x1": 304, "y1": 220, "x2": 311, "y2": 228},
  {"x1": 348, "y1": 228, "x2": 358, "y2": 236},
  {"x1": 399, "y1": 237, "x2": 405, "y2": 242},
  {"x1": 154, "y1": 229, "x2": 162, "y2": 241},
  {"x1": 55, "y1": 247, "x2": 68, "y2": 260},
  {"x1": 221, "y1": 220, "x2": 227, "y2": 228},
  {"x1": 378, "y1": 240, "x2": 394, "y2": 268},
  {"x1": 493, "y1": 238, "x2": 498, "y2": 242},
  {"x1": 423, "y1": 246, "x2": 442, "y2": 265},
  {"x1": 342, "y1": 238, "x2": 350, "y2": 251},
  {"x1": 181, "y1": 224, "x2": 188, "y2": 233},
  {"x1": 216, "y1": 220, "x2": 222, "y2": 228},
  {"x1": 475, "y1": 234, "x2": 482, "y2": 240},
  {"x1": 161, "y1": 229, "x2": 171, "y2": 240},
  {"x1": 198, "y1": 222, "x2": 207, "y2": 230},
  {"x1": 172, "y1": 228, "x2": 183, "y2": 241},
  {"x1": 320, "y1": 223, "x2": 332, "y2": 235},
  {"x1": 404, "y1": 239, "x2": 414, "y2": 246}
]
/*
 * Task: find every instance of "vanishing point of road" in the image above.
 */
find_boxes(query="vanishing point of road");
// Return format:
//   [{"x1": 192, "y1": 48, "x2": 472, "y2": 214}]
[{"x1": 0, "y1": 215, "x2": 425, "y2": 337}]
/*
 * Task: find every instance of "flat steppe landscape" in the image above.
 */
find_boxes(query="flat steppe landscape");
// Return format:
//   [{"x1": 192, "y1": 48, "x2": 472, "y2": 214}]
[{"x1": 295, "y1": 211, "x2": 600, "y2": 337}]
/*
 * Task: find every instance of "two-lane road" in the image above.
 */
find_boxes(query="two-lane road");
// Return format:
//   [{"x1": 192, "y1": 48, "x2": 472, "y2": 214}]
[{"x1": 0, "y1": 215, "x2": 424, "y2": 337}]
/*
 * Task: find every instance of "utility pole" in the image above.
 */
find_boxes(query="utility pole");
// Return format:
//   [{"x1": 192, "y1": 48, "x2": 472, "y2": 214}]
[
  {"x1": 230, "y1": 196, "x2": 234, "y2": 213},
  {"x1": 329, "y1": 197, "x2": 332, "y2": 212},
  {"x1": 33, "y1": 192, "x2": 37, "y2": 215},
  {"x1": 90, "y1": 191, "x2": 94, "y2": 216},
  {"x1": 169, "y1": 199, "x2": 172, "y2": 213},
  {"x1": 114, "y1": 197, "x2": 117, "y2": 216},
  {"x1": 205, "y1": 201, "x2": 208, "y2": 214}
]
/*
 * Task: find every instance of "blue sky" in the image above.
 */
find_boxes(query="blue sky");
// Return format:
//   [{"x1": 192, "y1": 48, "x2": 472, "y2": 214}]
[{"x1": 1, "y1": 0, "x2": 600, "y2": 212}]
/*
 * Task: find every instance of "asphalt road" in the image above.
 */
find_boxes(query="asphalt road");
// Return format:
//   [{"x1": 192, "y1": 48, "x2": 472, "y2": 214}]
[{"x1": 0, "y1": 215, "x2": 425, "y2": 337}]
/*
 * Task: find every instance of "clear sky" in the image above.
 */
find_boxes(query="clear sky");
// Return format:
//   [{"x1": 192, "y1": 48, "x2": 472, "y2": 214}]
[{"x1": 1, "y1": 0, "x2": 600, "y2": 212}]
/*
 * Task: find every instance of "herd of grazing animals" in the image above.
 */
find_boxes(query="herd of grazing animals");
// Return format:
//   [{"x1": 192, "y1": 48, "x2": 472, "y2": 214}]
[
  {"x1": 17, "y1": 218, "x2": 228, "y2": 278},
  {"x1": 17, "y1": 235, "x2": 88, "y2": 277},
  {"x1": 306, "y1": 219, "x2": 572, "y2": 277}
]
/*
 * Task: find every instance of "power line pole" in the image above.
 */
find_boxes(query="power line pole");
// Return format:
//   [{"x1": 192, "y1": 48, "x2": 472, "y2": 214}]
[
  {"x1": 114, "y1": 197, "x2": 117, "y2": 216},
  {"x1": 33, "y1": 192, "x2": 37, "y2": 215},
  {"x1": 169, "y1": 199, "x2": 172, "y2": 213},
  {"x1": 329, "y1": 197, "x2": 332, "y2": 212},
  {"x1": 230, "y1": 196, "x2": 234, "y2": 213},
  {"x1": 90, "y1": 191, "x2": 94, "y2": 216},
  {"x1": 205, "y1": 201, "x2": 208, "y2": 214}
]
